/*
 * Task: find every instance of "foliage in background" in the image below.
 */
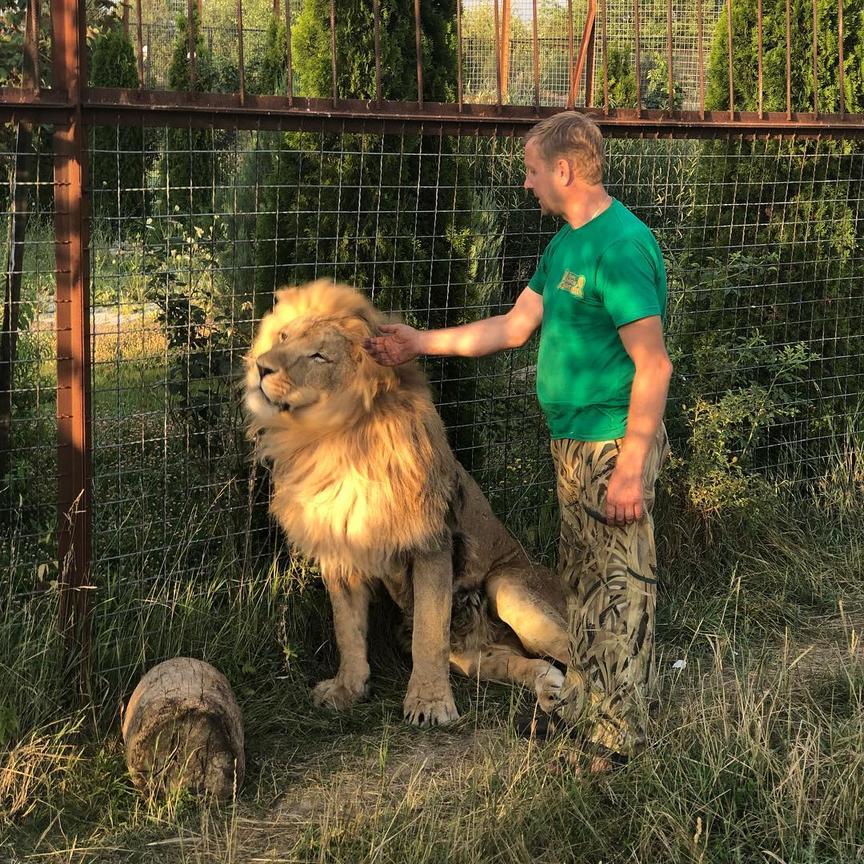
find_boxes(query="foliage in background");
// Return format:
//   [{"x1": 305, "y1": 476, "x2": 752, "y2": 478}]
[
  {"x1": 252, "y1": 0, "x2": 460, "y2": 302},
  {"x1": 291, "y1": 0, "x2": 456, "y2": 103},
  {"x1": 595, "y1": 45, "x2": 685, "y2": 109},
  {"x1": 0, "y1": 0, "x2": 51, "y2": 89},
  {"x1": 460, "y1": 0, "x2": 611, "y2": 104},
  {"x1": 661, "y1": 0, "x2": 864, "y2": 524},
  {"x1": 165, "y1": 8, "x2": 221, "y2": 216},
  {"x1": 249, "y1": 0, "x2": 484, "y2": 461},
  {"x1": 705, "y1": 0, "x2": 864, "y2": 113},
  {"x1": 89, "y1": 23, "x2": 149, "y2": 223},
  {"x1": 249, "y1": 15, "x2": 290, "y2": 95}
]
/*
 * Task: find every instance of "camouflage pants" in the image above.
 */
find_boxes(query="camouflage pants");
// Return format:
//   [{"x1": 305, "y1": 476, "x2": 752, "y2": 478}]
[{"x1": 551, "y1": 424, "x2": 669, "y2": 757}]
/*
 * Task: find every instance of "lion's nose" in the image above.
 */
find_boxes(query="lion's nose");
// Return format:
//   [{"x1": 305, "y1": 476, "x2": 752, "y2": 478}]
[{"x1": 257, "y1": 361, "x2": 275, "y2": 379}]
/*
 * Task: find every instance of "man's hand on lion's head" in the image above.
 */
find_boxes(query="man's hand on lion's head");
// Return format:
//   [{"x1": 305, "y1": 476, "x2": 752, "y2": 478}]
[{"x1": 363, "y1": 323, "x2": 421, "y2": 367}]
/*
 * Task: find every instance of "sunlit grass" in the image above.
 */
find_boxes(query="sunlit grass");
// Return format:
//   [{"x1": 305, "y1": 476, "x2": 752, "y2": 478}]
[{"x1": 2, "y1": 449, "x2": 863, "y2": 862}]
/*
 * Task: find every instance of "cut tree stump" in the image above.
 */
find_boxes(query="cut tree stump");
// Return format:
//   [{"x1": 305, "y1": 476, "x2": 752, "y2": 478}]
[{"x1": 122, "y1": 657, "x2": 245, "y2": 798}]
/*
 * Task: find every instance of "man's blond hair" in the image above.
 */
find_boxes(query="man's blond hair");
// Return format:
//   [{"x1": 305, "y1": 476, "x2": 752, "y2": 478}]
[{"x1": 525, "y1": 112, "x2": 604, "y2": 185}]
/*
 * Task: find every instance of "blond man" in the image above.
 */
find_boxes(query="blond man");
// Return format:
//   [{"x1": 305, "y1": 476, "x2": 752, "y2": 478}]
[{"x1": 365, "y1": 112, "x2": 672, "y2": 771}]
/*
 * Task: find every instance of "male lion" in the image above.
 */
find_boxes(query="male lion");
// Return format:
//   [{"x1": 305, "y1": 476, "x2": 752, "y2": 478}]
[{"x1": 244, "y1": 280, "x2": 570, "y2": 726}]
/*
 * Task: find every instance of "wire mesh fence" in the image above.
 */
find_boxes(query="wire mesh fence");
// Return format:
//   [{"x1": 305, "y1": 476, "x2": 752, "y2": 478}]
[
  {"x1": 79, "y1": 124, "x2": 864, "y2": 590},
  {"x1": 117, "y1": 0, "x2": 726, "y2": 107},
  {"x1": 127, "y1": 22, "x2": 271, "y2": 91},
  {"x1": 3, "y1": 0, "x2": 864, "y2": 729},
  {"x1": 4, "y1": 101, "x2": 864, "y2": 715},
  {"x1": 0, "y1": 125, "x2": 59, "y2": 593},
  {"x1": 460, "y1": 0, "x2": 726, "y2": 109}
]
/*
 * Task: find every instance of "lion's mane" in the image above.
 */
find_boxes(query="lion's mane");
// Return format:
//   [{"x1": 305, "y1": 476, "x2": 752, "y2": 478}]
[{"x1": 245, "y1": 281, "x2": 460, "y2": 579}]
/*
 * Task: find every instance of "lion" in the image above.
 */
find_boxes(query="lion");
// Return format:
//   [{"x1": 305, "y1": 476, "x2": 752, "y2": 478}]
[{"x1": 244, "y1": 280, "x2": 570, "y2": 727}]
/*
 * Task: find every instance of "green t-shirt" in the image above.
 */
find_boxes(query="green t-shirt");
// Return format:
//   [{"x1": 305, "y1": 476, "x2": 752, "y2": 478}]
[{"x1": 528, "y1": 199, "x2": 667, "y2": 441}]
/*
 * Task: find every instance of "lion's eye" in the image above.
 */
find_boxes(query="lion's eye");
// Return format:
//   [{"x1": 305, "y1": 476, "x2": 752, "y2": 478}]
[
  {"x1": 278, "y1": 331, "x2": 288, "y2": 343},
  {"x1": 309, "y1": 352, "x2": 329, "y2": 363}
]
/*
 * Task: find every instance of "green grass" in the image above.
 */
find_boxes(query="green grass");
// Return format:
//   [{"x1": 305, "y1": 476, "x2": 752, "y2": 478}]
[
  {"x1": 2, "y1": 453, "x2": 864, "y2": 862},
  {"x1": 2, "y1": 615, "x2": 863, "y2": 862}
]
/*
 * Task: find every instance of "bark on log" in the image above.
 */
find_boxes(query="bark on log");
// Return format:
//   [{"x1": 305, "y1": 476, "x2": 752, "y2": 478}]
[{"x1": 121, "y1": 658, "x2": 245, "y2": 798}]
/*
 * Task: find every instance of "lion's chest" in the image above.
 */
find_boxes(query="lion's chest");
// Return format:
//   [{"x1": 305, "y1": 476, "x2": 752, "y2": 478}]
[
  {"x1": 270, "y1": 462, "x2": 429, "y2": 574},
  {"x1": 287, "y1": 469, "x2": 384, "y2": 540}
]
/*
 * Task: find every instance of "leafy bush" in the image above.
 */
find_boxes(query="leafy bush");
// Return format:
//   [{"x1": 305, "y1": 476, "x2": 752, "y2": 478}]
[
  {"x1": 164, "y1": 9, "x2": 221, "y2": 217},
  {"x1": 596, "y1": 45, "x2": 684, "y2": 109},
  {"x1": 667, "y1": 1, "x2": 864, "y2": 522},
  {"x1": 249, "y1": 15, "x2": 289, "y2": 95},
  {"x1": 249, "y1": 1, "x2": 482, "y2": 457},
  {"x1": 705, "y1": 0, "x2": 864, "y2": 113},
  {"x1": 140, "y1": 213, "x2": 246, "y2": 463},
  {"x1": 290, "y1": 0, "x2": 456, "y2": 102}
]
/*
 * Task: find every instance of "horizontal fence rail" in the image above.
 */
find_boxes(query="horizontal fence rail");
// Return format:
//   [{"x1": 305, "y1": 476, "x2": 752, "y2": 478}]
[{"x1": 9, "y1": 88, "x2": 864, "y2": 139}]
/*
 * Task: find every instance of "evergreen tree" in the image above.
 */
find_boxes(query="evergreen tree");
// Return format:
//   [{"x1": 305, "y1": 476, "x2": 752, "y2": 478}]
[
  {"x1": 250, "y1": 15, "x2": 289, "y2": 95},
  {"x1": 705, "y1": 0, "x2": 864, "y2": 113},
  {"x1": 290, "y1": 0, "x2": 456, "y2": 102},
  {"x1": 254, "y1": 0, "x2": 461, "y2": 302},
  {"x1": 671, "y1": 0, "x2": 864, "y2": 510},
  {"x1": 90, "y1": 23, "x2": 148, "y2": 222},
  {"x1": 252, "y1": 1, "x2": 484, "y2": 460},
  {"x1": 165, "y1": 8, "x2": 219, "y2": 217}
]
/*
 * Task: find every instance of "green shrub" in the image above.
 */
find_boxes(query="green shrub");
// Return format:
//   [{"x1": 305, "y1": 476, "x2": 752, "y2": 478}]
[
  {"x1": 249, "y1": 15, "x2": 289, "y2": 95},
  {"x1": 90, "y1": 24, "x2": 149, "y2": 223},
  {"x1": 250, "y1": 1, "x2": 482, "y2": 459},
  {"x1": 164, "y1": 9, "x2": 219, "y2": 217},
  {"x1": 671, "y1": 1, "x2": 864, "y2": 521},
  {"x1": 705, "y1": 0, "x2": 864, "y2": 113},
  {"x1": 596, "y1": 45, "x2": 684, "y2": 109}
]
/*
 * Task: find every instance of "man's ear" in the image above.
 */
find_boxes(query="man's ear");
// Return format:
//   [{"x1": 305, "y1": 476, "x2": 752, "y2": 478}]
[{"x1": 557, "y1": 157, "x2": 573, "y2": 185}]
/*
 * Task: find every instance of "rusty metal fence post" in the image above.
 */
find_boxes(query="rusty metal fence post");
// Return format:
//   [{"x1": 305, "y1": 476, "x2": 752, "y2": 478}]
[{"x1": 51, "y1": 0, "x2": 93, "y2": 704}]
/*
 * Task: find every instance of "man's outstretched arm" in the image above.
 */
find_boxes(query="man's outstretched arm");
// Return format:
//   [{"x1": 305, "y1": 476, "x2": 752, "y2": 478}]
[{"x1": 364, "y1": 287, "x2": 543, "y2": 366}]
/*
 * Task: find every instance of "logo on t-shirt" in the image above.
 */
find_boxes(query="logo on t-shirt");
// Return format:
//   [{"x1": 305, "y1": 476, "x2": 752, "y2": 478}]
[{"x1": 558, "y1": 271, "x2": 586, "y2": 298}]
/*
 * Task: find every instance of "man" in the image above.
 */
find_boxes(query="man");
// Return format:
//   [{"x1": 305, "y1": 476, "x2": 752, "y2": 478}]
[{"x1": 364, "y1": 112, "x2": 672, "y2": 772}]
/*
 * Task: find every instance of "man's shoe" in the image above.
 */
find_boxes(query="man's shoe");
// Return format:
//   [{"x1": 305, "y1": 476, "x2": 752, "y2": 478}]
[{"x1": 513, "y1": 707, "x2": 629, "y2": 770}]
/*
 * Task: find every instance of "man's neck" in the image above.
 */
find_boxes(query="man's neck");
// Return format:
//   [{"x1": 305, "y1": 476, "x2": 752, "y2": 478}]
[{"x1": 562, "y1": 187, "x2": 613, "y2": 230}]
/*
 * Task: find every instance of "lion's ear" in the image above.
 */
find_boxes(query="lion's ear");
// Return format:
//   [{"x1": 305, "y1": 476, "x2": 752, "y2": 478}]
[
  {"x1": 355, "y1": 309, "x2": 377, "y2": 336},
  {"x1": 351, "y1": 342, "x2": 397, "y2": 404},
  {"x1": 274, "y1": 286, "x2": 299, "y2": 306}
]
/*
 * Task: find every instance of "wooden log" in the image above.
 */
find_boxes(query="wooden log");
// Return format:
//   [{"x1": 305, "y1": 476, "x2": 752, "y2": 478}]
[{"x1": 121, "y1": 658, "x2": 245, "y2": 798}]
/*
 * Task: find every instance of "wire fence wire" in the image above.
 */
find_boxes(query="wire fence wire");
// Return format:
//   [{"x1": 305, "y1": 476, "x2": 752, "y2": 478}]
[
  {"x1": 84, "y1": 126, "x2": 863, "y2": 570},
  {"x1": 1, "y1": 126, "x2": 58, "y2": 592},
  {"x1": 129, "y1": 22, "x2": 271, "y2": 91},
  {"x1": 460, "y1": 0, "x2": 726, "y2": 109},
  {"x1": 123, "y1": 0, "x2": 725, "y2": 108},
  {"x1": 4, "y1": 120, "x2": 864, "y2": 712}
]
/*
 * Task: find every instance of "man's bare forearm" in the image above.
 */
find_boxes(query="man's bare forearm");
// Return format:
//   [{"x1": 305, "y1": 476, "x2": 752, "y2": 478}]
[
  {"x1": 617, "y1": 360, "x2": 672, "y2": 472},
  {"x1": 417, "y1": 315, "x2": 518, "y2": 358},
  {"x1": 365, "y1": 287, "x2": 542, "y2": 367}
]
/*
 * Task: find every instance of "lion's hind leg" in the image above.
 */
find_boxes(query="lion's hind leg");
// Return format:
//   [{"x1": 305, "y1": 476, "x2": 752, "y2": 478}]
[
  {"x1": 450, "y1": 645, "x2": 564, "y2": 714},
  {"x1": 486, "y1": 568, "x2": 569, "y2": 666}
]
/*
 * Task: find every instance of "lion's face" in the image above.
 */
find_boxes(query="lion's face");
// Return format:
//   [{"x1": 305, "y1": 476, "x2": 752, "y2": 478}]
[
  {"x1": 246, "y1": 319, "x2": 360, "y2": 418},
  {"x1": 244, "y1": 282, "x2": 396, "y2": 426}
]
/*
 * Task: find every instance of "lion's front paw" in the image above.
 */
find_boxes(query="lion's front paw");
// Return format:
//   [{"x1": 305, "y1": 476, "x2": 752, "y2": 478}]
[
  {"x1": 534, "y1": 665, "x2": 565, "y2": 714},
  {"x1": 311, "y1": 675, "x2": 368, "y2": 710},
  {"x1": 403, "y1": 680, "x2": 459, "y2": 727}
]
